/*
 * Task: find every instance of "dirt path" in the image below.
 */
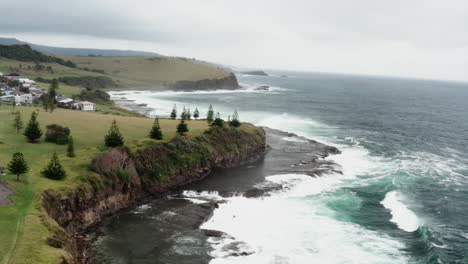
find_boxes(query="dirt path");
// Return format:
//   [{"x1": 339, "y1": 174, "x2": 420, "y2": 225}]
[{"x1": 0, "y1": 181, "x2": 14, "y2": 207}]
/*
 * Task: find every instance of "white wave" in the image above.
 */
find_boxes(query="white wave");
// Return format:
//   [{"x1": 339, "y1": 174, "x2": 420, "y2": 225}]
[
  {"x1": 182, "y1": 190, "x2": 225, "y2": 202},
  {"x1": 381, "y1": 191, "x2": 420, "y2": 232},
  {"x1": 203, "y1": 174, "x2": 408, "y2": 264},
  {"x1": 281, "y1": 136, "x2": 307, "y2": 143}
]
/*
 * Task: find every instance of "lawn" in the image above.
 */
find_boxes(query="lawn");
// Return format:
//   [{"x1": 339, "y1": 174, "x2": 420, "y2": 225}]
[{"x1": 0, "y1": 105, "x2": 209, "y2": 264}]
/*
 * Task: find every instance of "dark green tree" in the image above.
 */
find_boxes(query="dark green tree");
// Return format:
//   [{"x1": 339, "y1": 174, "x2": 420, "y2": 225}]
[
  {"x1": 181, "y1": 106, "x2": 187, "y2": 120},
  {"x1": 212, "y1": 117, "x2": 224, "y2": 127},
  {"x1": 13, "y1": 111, "x2": 23, "y2": 133},
  {"x1": 104, "y1": 120, "x2": 124, "y2": 147},
  {"x1": 47, "y1": 79, "x2": 59, "y2": 113},
  {"x1": 41, "y1": 152, "x2": 66, "y2": 180},
  {"x1": 186, "y1": 108, "x2": 192, "y2": 120},
  {"x1": 176, "y1": 119, "x2": 189, "y2": 135},
  {"x1": 193, "y1": 108, "x2": 200, "y2": 119},
  {"x1": 207, "y1": 104, "x2": 214, "y2": 124},
  {"x1": 7, "y1": 152, "x2": 29, "y2": 181},
  {"x1": 67, "y1": 136, "x2": 75, "y2": 157},
  {"x1": 149, "y1": 118, "x2": 163, "y2": 140},
  {"x1": 229, "y1": 110, "x2": 241, "y2": 127},
  {"x1": 170, "y1": 105, "x2": 177, "y2": 119},
  {"x1": 23, "y1": 112, "x2": 42, "y2": 142}
]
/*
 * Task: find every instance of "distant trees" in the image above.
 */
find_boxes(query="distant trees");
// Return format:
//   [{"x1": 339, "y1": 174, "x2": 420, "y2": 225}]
[
  {"x1": 7, "y1": 152, "x2": 29, "y2": 181},
  {"x1": 104, "y1": 120, "x2": 124, "y2": 147},
  {"x1": 67, "y1": 136, "x2": 75, "y2": 157},
  {"x1": 149, "y1": 118, "x2": 163, "y2": 140},
  {"x1": 170, "y1": 105, "x2": 177, "y2": 119},
  {"x1": 176, "y1": 119, "x2": 189, "y2": 135},
  {"x1": 41, "y1": 152, "x2": 66, "y2": 180},
  {"x1": 180, "y1": 106, "x2": 187, "y2": 120},
  {"x1": 13, "y1": 111, "x2": 23, "y2": 133},
  {"x1": 193, "y1": 108, "x2": 200, "y2": 119},
  {"x1": 207, "y1": 105, "x2": 214, "y2": 124},
  {"x1": 229, "y1": 110, "x2": 241, "y2": 127},
  {"x1": 23, "y1": 112, "x2": 42, "y2": 142}
]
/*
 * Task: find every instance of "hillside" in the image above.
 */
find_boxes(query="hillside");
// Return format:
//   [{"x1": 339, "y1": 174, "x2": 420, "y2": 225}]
[{"x1": 0, "y1": 38, "x2": 160, "y2": 57}]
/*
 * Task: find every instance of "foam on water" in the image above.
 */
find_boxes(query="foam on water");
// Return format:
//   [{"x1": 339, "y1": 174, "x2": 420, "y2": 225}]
[
  {"x1": 381, "y1": 191, "x2": 420, "y2": 232},
  {"x1": 200, "y1": 174, "x2": 409, "y2": 264}
]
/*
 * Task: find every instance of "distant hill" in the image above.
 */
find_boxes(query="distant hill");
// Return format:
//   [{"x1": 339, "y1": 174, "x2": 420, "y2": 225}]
[
  {"x1": 0, "y1": 38, "x2": 160, "y2": 57},
  {"x1": 240, "y1": 70, "x2": 269, "y2": 76},
  {"x1": 0, "y1": 44, "x2": 76, "y2": 68}
]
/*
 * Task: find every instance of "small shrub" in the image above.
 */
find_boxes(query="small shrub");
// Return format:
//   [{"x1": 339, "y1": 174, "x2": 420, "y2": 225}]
[{"x1": 45, "y1": 124, "x2": 70, "y2": 144}]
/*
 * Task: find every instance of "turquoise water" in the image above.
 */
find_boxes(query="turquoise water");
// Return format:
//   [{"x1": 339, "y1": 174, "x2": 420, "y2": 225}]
[{"x1": 102, "y1": 72, "x2": 468, "y2": 263}]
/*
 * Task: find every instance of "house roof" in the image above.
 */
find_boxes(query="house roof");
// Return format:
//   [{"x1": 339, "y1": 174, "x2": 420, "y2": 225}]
[{"x1": 80, "y1": 101, "x2": 95, "y2": 105}]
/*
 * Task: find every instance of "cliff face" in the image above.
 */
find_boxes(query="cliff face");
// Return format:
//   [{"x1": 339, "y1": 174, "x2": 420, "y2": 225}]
[
  {"x1": 41, "y1": 126, "x2": 266, "y2": 263},
  {"x1": 170, "y1": 73, "x2": 239, "y2": 91}
]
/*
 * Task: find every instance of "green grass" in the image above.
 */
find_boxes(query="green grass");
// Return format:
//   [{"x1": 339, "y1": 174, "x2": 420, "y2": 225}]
[{"x1": 0, "y1": 105, "x2": 209, "y2": 264}]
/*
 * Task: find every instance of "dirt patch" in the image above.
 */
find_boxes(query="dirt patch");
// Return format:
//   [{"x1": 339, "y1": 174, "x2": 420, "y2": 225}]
[{"x1": 0, "y1": 181, "x2": 15, "y2": 207}]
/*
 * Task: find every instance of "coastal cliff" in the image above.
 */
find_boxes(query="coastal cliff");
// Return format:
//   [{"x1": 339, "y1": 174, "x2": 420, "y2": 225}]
[
  {"x1": 40, "y1": 125, "x2": 266, "y2": 263},
  {"x1": 170, "y1": 73, "x2": 239, "y2": 91}
]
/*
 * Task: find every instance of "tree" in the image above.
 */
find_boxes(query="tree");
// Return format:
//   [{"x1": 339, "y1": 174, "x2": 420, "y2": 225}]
[
  {"x1": 67, "y1": 136, "x2": 75, "y2": 157},
  {"x1": 229, "y1": 110, "x2": 241, "y2": 127},
  {"x1": 45, "y1": 124, "x2": 70, "y2": 144},
  {"x1": 181, "y1": 106, "x2": 187, "y2": 120},
  {"x1": 186, "y1": 108, "x2": 192, "y2": 120},
  {"x1": 104, "y1": 120, "x2": 124, "y2": 147},
  {"x1": 41, "y1": 152, "x2": 66, "y2": 180},
  {"x1": 207, "y1": 104, "x2": 214, "y2": 124},
  {"x1": 193, "y1": 108, "x2": 200, "y2": 119},
  {"x1": 176, "y1": 119, "x2": 189, "y2": 135},
  {"x1": 170, "y1": 105, "x2": 177, "y2": 119},
  {"x1": 47, "y1": 79, "x2": 59, "y2": 113},
  {"x1": 149, "y1": 118, "x2": 163, "y2": 140},
  {"x1": 23, "y1": 111, "x2": 42, "y2": 142},
  {"x1": 13, "y1": 111, "x2": 23, "y2": 133},
  {"x1": 212, "y1": 117, "x2": 224, "y2": 127},
  {"x1": 7, "y1": 152, "x2": 29, "y2": 181}
]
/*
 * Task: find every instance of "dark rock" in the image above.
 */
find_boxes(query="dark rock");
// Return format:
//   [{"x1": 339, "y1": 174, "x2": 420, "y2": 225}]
[{"x1": 202, "y1": 229, "x2": 226, "y2": 237}]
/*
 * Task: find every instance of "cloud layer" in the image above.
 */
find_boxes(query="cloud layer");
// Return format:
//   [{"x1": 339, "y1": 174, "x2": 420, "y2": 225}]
[{"x1": 1, "y1": 0, "x2": 468, "y2": 81}]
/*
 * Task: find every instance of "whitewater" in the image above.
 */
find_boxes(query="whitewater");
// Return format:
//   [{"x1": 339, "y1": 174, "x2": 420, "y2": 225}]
[{"x1": 101, "y1": 71, "x2": 468, "y2": 264}]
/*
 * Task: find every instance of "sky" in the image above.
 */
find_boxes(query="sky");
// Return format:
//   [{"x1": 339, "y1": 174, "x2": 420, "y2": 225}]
[{"x1": 1, "y1": 0, "x2": 468, "y2": 81}]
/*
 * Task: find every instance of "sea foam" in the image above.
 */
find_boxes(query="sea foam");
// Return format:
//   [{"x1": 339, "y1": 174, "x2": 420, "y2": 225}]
[{"x1": 381, "y1": 191, "x2": 420, "y2": 232}]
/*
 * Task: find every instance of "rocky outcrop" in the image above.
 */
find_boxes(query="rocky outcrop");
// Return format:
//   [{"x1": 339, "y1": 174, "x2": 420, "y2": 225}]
[
  {"x1": 170, "y1": 73, "x2": 239, "y2": 91},
  {"x1": 40, "y1": 126, "x2": 266, "y2": 263}
]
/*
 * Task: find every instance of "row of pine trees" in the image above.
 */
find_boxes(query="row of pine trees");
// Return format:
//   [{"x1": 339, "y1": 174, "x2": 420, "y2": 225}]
[{"x1": 6, "y1": 105, "x2": 241, "y2": 181}]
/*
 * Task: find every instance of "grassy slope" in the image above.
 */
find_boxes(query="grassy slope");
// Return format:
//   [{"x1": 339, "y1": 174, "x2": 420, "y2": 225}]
[
  {"x1": 58, "y1": 56, "x2": 230, "y2": 89},
  {"x1": 0, "y1": 105, "x2": 210, "y2": 264}
]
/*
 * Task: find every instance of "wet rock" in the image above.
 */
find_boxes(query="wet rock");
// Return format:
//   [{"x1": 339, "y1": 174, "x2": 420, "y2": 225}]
[{"x1": 202, "y1": 229, "x2": 226, "y2": 237}]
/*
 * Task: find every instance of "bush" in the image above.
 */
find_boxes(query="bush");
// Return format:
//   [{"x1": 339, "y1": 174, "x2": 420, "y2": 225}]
[
  {"x1": 45, "y1": 124, "x2": 70, "y2": 144},
  {"x1": 212, "y1": 118, "x2": 224, "y2": 127}
]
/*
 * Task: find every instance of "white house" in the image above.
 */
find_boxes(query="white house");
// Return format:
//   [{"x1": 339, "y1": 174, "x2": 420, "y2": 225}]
[
  {"x1": 80, "y1": 101, "x2": 96, "y2": 111},
  {"x1": 15, "y1": 94, "x2": 33, "y2": 104}
]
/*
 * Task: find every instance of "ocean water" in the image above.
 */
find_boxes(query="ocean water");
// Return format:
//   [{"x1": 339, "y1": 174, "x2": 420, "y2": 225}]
[{"x1": 101, "y1": 72, "x2": 468, "y2": 264}]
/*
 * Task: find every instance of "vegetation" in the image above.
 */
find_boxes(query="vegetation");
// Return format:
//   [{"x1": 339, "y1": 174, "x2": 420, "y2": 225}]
[
  {"x1": 229, "y1": 110, "x2": 241, "y2": 127},
  {"x1": 66, "y1": 136, "x2": 75, "y2": 157},
  {"x1": 149, "y1": 118, "x2": 163, "y2": 140},
  {"x1": 212, "y1": 117, "x2": 224, "y2": 127},
  {"x1": 73, "y1": 89, "x2": 111, "y2": 104},
  {"x1": 7, "y1": 152, "x2": 29, "y2": 181},
  {"x1": 207, "y1": 104, "x2": 214, "y2": 123},
  {"x1": 41, "y1": 153, "x2": 66, "y2": 180},
  {"x1": 193, "y1": 108, "x2": 200, "y2": 119},
  {"x1": 45, "y1": 124, "x2": 70, "y2": 145},
  {"x1": 104, "y1": 120, "x2": 124, "y2": 147},
  {"x1": 176, "y1": 119, "x2": 189, "y2": 135},
  {"x1": 23, "y1": 112, "x2": 42, "y2": 142},
  {"x1": 170, "y1": 105, "x2": 177, "y2": 119},
  {"x1": 36, "y1": 76, "x2": 117, "y2": 89},
  {"x1": 0, "y1": 45, "x2": 76, "y2": 68},
  {"x1": 13, "y1": 111, "x2": 23, "y2": 133}
]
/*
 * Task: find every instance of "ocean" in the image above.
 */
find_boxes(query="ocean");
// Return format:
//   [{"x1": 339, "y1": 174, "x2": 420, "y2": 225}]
[{"x1": 94, "y1": 71, "x2": 468, "y2": 264}]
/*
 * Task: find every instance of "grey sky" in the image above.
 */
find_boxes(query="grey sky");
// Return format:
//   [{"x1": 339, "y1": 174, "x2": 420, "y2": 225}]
[{"x1": 1, "y1": 0, "x2": 468, "y2": 81}]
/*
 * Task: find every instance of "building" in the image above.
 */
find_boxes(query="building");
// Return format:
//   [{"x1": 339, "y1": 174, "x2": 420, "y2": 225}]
[
  {"x1": 14, "y1": 93, "x2": 33, "y2": 105},
  {"x1": 80, "y1": 101, "x2": 96, "y2": 111}
]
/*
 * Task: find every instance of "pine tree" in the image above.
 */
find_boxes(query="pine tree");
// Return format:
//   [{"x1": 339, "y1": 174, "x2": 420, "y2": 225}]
[
  {"x1": 7, "y1": 152, "x2": 29, "y2": 181},
  {"x1": 67, "y1": 136, "x2": 75, "y2": 157},
  {"x1": 47, "y1": 79, "x2": 59, "y2": 113},
  {"x1": 13, "y1": 111, "x2": 23, "y2": 133},
  {"x1": 186, "y1": 108, "x2": 192, "y2": 120},
  {"x1": 170, "y1": 105, "x2": 177, "y2": 119},
  {"x1": 193, "y1": 108, "x2": 200, "y2": 119},
  {"x1": 207, "y1": 104, "x2": 214, "y2": 124},
  {"x1": 23, "y1": 111, "x2": 42, "y2": 142},
  {"x1": 229, "y1": 110, "x2": 241, "y2": 127},
  {"x1": 149, "y1": 118, "x2": 163, "y2": 140},
  {"x1": 181, "y1": 106, "x2": 187, "y2": 120},
  {"x1": 104, "y1": 120, "x2": 124, "y2": 147},
  {"x1": 41, "y1": 152, "x2": 66, "y2": 180},
  {"x1": 176, "y1": 119, "x2": 189, "y2": 135}
]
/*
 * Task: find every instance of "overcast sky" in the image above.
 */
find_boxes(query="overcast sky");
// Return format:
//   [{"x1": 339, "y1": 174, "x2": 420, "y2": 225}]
[{"x1": 1, "y1": 0, "x2": 468, "y2": 81}]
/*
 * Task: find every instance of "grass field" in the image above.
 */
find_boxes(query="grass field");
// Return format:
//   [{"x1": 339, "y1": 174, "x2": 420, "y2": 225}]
[{"x1": 0, "y1": 105, "x2": 209, "y2": 264}]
